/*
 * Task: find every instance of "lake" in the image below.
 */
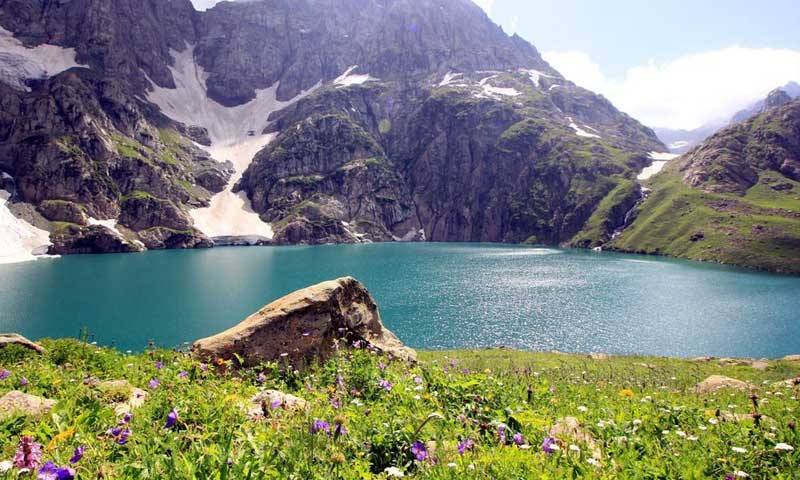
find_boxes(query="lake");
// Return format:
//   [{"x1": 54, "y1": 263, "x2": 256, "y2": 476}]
[{"x1": 0, "y1": 243, "x2": 798, "y2": 358}]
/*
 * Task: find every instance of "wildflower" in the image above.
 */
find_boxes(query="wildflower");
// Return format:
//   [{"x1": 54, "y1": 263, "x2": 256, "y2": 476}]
[
  {"x1": 411, "y1": 441, "x2": 427, "y2": 461},
  {"x1": 165, "y1": 409, "x2": 178, "y2": 429},
  {"x1": 708, "y1": 418, "x2": 719, "y2": 425},
  {"x1": 108, "y1": 428, "x2": 131, "y2": 445},
  {"x1": 587, "y1": 458, "x2": 600, "y2": 467},
  {"x1": 69, "y1": 445, "x2": 85, "y2": 464},
  {"x1": 14, "y1": 436, "x2": 43, "y2": 470},
  {"x1": 37, "y1": 461, "x2": 75, "y2": 480},
  {"x1": 270, "y1": 399, "x2": 281, "y2": 410},
  {"x1": 0, "y1": 369, "x2": 9, "y2": 380},
  {"x1": 513, "y1": 433, "x2": 525, "y2": 446},
  {"x1": 447, "y1": 462, "x2": 457, "y2": 468},
  {"x1": 733, "y1": 471, "x2": 749, "y2": 478},
  {"x1": 20, "y1": 376, "x2": 28, "y2": 387},
  {"x1": 413, "y1": 375, "x2": 423, "y2": 385},
  {"x1": 618, "y1": 389, "x2": 634, "y2": 398},
  {"x1": 774, "y1": 443, "x2": 794, "y2": 451},
  {"x1": 177, "y1": 370, "x2": 188, "y2": 379},
  {"x1": 311, "y1": 420, "x2": 330, "y2": 435},
  {"x1": 257, "y1": 372, "x2": 266, "y2": 384},
  {"x1": 122, "y1": 412, "x2": 133, "y2": 424},
  {"x1": 330, "y1": 397, "x2": 342, "y2": 409},
  {"x1": 498, "y1": 425, "x2": 506, "y2": 444},
  {"x1": 379, "y1": 363, "x2": 387, "y2": 371},
  {"x1": 378, "y1": 379, "x2": 393, "y2": 391},
  {"x1": 577, "y1": 406, "x2": 588, "y2": 412},
  {"x1": 148, "y1": 378, "x2": 160, "y2": 389},
  {"x1": 569, "y1": 444, "x2": 581, "y2": 452},
  {"x1": 632, "y1": 419, "x2": 642, "y2": 426},
  {"x1": 330, "y1": 452, "x2": 346, "y2": 464},
  {"x1": 0, "y1": 461, "x2": 12, "y2": 472},
  {"x1": 541, "y1": 437, "x2": 558, "y2": 455},
  {"x1": 457, "y1": 439, "x2": 474, "y2": 455},
  {"x1": 732, "y1": 447, "x2": 747, "y2": 454},
  {"x1": 384, "y1": 466, "x2": 405, "y2": 477},
  {"x1": 155, "y1": 361, "x2": 164, "y2": 370}
]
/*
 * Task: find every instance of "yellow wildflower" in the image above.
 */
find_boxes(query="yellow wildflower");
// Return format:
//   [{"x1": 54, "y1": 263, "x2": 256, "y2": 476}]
[
  {"x1": 619, "y1": 389, "x2": 635, "y2": 398},
  {"x1": 46, "y1": 427, "x2": 75, "y2": 452}
]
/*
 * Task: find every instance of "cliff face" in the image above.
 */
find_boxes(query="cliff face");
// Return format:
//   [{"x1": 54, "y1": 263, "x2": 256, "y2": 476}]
[
  {"x1": 0, "y1": 0, "x2": 665, "y2": 255},
  {"x1": 609, "y1": 100, "x2": 800, "y2": 274}
]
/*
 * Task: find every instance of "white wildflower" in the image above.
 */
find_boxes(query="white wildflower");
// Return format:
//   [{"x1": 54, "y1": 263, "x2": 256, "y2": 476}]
[
  {"x1": 732, "y1": 447, "x2": 747, "y2": 454},
  {"x1": 774, "y1": 443, "x2": 794, "y2": 451},
  {"x1": 384, "y1": 467, "x2": 405, "y2": 477}
]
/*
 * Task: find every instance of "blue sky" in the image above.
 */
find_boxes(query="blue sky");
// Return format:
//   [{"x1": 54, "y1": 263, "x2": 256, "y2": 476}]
[{"x1": 478, "y1": 0, "x2": 800, "y2": 129}]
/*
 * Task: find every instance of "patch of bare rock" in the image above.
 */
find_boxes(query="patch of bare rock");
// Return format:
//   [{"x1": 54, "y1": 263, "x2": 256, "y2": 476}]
[
  {"x1": 693, "y1": 375, "x2": 754, "y2": 394},
  {"x1": 0, "y1": 334, "x2": 44, "y2": 354},
  {"x1": 0, "y1": 391, "x2": 56, "y2": 419}
]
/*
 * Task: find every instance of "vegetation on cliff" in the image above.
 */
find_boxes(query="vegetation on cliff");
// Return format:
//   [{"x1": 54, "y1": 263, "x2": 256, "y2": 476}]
[{"x1": 1, "y1": 340, "x2": 798, "y2": 479}]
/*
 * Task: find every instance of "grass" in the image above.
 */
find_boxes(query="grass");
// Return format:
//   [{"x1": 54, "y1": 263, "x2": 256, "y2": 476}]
[
  {"x1": 1, "y1": 340, "x2": 798, "y2": 479},
  {"x1": 570, "y1": 179, "x2": 639, "y2": 248}
]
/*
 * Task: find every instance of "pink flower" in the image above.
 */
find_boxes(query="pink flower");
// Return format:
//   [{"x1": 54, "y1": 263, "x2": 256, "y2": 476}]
[{"x1": 14, "y1": 436, "x2": 42, "y2": 470}]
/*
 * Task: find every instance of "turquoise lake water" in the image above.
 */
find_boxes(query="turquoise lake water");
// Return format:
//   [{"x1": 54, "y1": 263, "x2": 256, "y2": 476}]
[{"x1": 0, "y1": 243, "x2": 798, "y2": 358}]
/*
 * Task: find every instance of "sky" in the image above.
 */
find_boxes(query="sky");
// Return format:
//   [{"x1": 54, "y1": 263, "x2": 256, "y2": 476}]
[
  {"x1": 477, "y1": 0, "x2": 800, "y2": 130},
  {"x1": 190, "y1": 0, "x2": 800, "y2": 130}
]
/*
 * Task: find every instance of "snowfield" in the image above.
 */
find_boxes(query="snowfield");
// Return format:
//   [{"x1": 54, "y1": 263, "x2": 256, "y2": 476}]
[
  {"x1": 0, "y1": 190, "x2": 54, "y2": 265},
  {"x1": 146, "y1": 46, "x2": 316, "y2": 243},
  {"x1": 0, "y1": 26, "x2": 87, "y2": 91},
  {"x1": 334, "y1": 66, "x2": 377, "y2": 88},
  {"x1": 638, "y1": 152, "x2": 680, "y2": 180},
  {"x1": 566, "y1": 117, "x2": 601, "y2": 139}
]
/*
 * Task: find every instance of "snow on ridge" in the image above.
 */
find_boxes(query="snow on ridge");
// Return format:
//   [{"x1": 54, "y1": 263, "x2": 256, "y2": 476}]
[
  {"x1": 334, "y1": 65, "x2": 377, "y2": 88},
  {"x1": 438, "y1": 71, "x2": 463, "y2": 87},
  {"x1": 146, "y1": 45, "x2": 317, "y2": 241},
  {"x1": 648, "y1": 151, "x2": 680, "y2": 161},
  {"x1": 482, "y1": 84, "x2": 521, "y2": 97},
  {"x1": 0, "y1": 26, "x2": 88, "y2": 91},
  {"x1": 566, "y1": 117, "x2": 601, "y2": 139},
  {"x1": 0, "y1": 189, "x2": 55, "y2": 265},
  {"x1": 521, "y1": 68, "x2": 554, "y2": 89}
]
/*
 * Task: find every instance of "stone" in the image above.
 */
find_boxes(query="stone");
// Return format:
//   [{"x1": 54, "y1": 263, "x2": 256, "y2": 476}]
[
  {"x1": 548, "y1": 417, "x2": 601, "y2": 458},
  {"x1": 247, "y1": 390, "x2": 308, "y2": 420},
  {"x1": 691, "y1": 356, "x2": 715, "y2": 363},
  {"x1": 773, "y1": 376, "x2": 800, "y2": 388},
  {"x1": 95, "y1": 380, "x2": 148, "y2": 415},
  {"x1": 193, "y1": 277, "x2": 416, "y2": 367},
  {"x1": 0, "y1": 333, "x2": 44, "y2": 354},
  {"x1": 748, "y1": 359, "x2": 770, "y2": 371},
  {"x1": 782, "y1": 354, "x2": 800, "y2": 362},
  {"x1": 0, "y1": 391, "x2": 56, "y2": 418},
  {"x1": 588, "y1": 353, "x2": 609, "y2": 361},
  {"x1": 692, "y1": 375, "x2": 753, "y2": 394}
]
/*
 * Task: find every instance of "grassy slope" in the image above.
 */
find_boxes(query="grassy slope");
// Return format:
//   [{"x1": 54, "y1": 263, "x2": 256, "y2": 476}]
[
  {"x1": 1, "y1": 340, "x2": 799, "y2": 479},
  {"x1": 608, "y1": 169, "x2": 800, "y2": 274}
]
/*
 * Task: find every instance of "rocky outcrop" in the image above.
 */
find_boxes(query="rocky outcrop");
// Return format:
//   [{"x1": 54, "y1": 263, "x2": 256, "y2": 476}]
[
  {"x1": 692, "y1": 376, "x2": 754, "y2": 394},
  {"x1": 0, "y1": 391, "x2": 56, "y2": 419},
  {"x1": 247, "y1": 390, "x2": 308, "y2": 420},
  {"x1": 192, "y1": 277, "x2": 416, "y2": 367},
  {"x1": 0, "y1": 333, "x2": 44, "y2": 354}
]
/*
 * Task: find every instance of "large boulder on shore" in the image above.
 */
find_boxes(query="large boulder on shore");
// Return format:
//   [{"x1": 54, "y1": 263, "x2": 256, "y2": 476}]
[
  {"x1": 0, "y1": 334, "x2": 44, "y2": 354},
  {"x1": 192, "y1": 277, "x2": 416, "y2": 367}
]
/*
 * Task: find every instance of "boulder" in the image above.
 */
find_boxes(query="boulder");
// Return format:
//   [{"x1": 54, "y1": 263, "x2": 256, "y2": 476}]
[
  {"x1": 692, "y1": 375, "x2": 753, "y2": 394},
  {"x1": 0, "y1": 334, "x2": 44, "y2": 354},
  {"x1": 95, "y1": 380, "x2": 148, "y2": 415},
  {"x1": 246, "y1": 390, "x2": 308, "y2": 420},
  {"x1": 548, "y1": 417, "x2": 601, "y2": 458},
  {"x1": 782, "y1": 354, "x2": 800, "y2": 362},
  {"x1": 588, "y1": 353, "x2": 609, "y2": 361},
  {"x1": 192, "y1": 277, "x2": 416, "y2": 367},
  {"x1": 0, "y1": 391, "x2": 56, "y2": 418}
]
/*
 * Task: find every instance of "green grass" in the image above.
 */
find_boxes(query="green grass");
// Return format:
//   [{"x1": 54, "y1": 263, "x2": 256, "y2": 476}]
[
  {"x1": 570, "y1": 179, "x2": 639, "y2": 248},
  {"x1": 1, "y1": 340, "x2": 798, "y2": 479}
]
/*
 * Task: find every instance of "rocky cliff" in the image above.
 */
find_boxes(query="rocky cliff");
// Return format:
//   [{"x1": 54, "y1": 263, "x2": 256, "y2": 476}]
[{"x1": 0, "y1": 0, "x2": 666, "y2": 257}]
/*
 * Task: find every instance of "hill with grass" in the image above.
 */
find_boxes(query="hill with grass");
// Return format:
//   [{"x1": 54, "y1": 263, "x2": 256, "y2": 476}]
[
  {"x1": 608, "y1": 99, "x2": 800, "y2": 274},
  {"x1": 0, "y1": 339, "x2": 798, "y2": 479}
]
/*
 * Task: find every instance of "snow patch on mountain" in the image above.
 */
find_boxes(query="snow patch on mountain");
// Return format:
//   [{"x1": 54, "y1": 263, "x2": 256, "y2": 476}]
[
  {"x1": 0, "y1": 189, "x2": 54, "y2": 264},
  {"x1": 438, "y1": 71, "x2": 463, "y2": 87},
  {"x1": 334, "y1": 66, "x2": 377, "y2": 87},
  {"x1": 522, "y1": 68, "x2": 554, "y2": 89},
  {"x1": 146, "y1": 45, "x2": 315, "y2": 242},
  {"x1": 0, "y1": 26, "x2": 87, "y2": 91},
  {"x1": 566, "y1": 117, "x2": 601, "y2": 139},
  {"x1": 483, "y1": 84, "x2": 521, "y2": 97},
  {"x1": 637, "y1": 152, "x2": 680, "y2": 180}
]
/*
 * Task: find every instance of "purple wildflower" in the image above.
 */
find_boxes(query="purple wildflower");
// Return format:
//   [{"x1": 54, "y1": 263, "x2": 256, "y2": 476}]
[
  {"x1": 69, "y1": 445, "x2": 85, "y2": 464},
  {"x1": 200, "y1": 363, "x2": 209, "y2": 372},
  {"x1": 108, "y1": 428, "x2": 131, "y2": 445},
  {"x1": 449, "y1": 359, "x2": 456, "y2": 368},
  {"x1": 457, "y1": 439, "x2": 474, "y2": 455},
  {"x1": 37, "y1": 461, "x2": 75, "y2": 480},
  {"x1": 257, "y1": 372, "x2": 266, "y2": 384},
  {"x1": 411, "y1": 441, "x2": 428, "y2": 461},
  {"x1": 148, "y1": 378, "x2": 160, "y2": 389},
  {"x1": 177, "y1": 370, "x2": 188, "y2": 379},
  {"x1": 379, "y1": 363, "x2": 387, "y2": 371},
  {"x1": 0, "y1": 369, "x2": 9, "y2": 380},
  {"x1": 413, "y1": 375, "x2": 423, "y2": 385},
  {"x1": 122, "y1": 412, "x2": 133, "y2": 424},
  {"x1": 541, "y1": 437, "x2": 558, "y2": 455},
  {"x1": 330, "y1": 397, "x2": 342, "y2": 409},
  {"x1": 336, "y1": 376, "x2": 345, "y2": 389},
  {"x1": 270, "y1": 399, "x2": 281, "y2": 410},
  {"x1": 725, "y1": 476, "x2": 735, "y2": 480},
  {"x1": 378, "y1": 379, "x2": 393, "y2": 392},
  {"x1": 20, "y1": 376, "x2": 28, "y2": 387},
  {"x1": 155, "y1": 361, "x2": 164, "y2": 370},
  {"x1": 513, "y1": 433, "x2": 525, "y2": 446},
  {"x1": 311, "y1": 419, "x2": 331, "y2": 435},
  {"x1": 14, "y1": 436, "x2": 42, "y2": 470},
  {"x1": 498, "y1": 425, "x2": 506, "y2": 444},
  {"x1": 165, "y1": 409, "x2": 178, "y2": 429}
]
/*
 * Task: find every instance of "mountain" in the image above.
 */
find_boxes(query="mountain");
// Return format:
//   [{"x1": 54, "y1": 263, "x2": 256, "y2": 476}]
[
  {"x1": 608, "y1": 99, "x2": 800, "y2": 274},
  {"x1": 0, "y1": 0, "x2": 665, "y2": 259},
  {"x1": 656, "y1": 82, "x2": 800, "y2": 154}
]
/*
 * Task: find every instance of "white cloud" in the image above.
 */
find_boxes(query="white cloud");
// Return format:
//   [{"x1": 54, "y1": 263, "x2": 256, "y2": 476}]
[
  {"x1": 473, "y1": 0, "x2": 495, "y2": 14},
  {"x1": 543, "y1": 47, "x2": 800, "y2": 130}
]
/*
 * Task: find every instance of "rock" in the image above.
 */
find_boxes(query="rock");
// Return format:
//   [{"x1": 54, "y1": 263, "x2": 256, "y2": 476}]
[
  {"x1": 773, "y1": 376, "x2": 800, "y2": 388},
  {"x1": 49, "y1": 224, "x2": 144, "y2": 255},
  {"x1": 0, "y1": 391, "x2": 56, "y2": 418},
  {"x1": 95, "y1": 380, "x2": 148, "y2": 415},
  {"x1": 0, "y1": 333, "x2": 44, "y2": 354},
  {"x1": 193, "y1": 277, "x2": 416, "y2": 367},
  {"x1": 246, "y1": 390, "x2": 308, "y2": 420},
  {"x1": 691, "y1": 356, "x2": 716, "y2": 363},
  {"x1": 588, "y1": 353, "x2": 609, "y2": 361},
  {"x1": 548, "y1": 417, "x2": 601, "y2": 458},
  {"x1": 692, "y1": 375, "x2": 754, "y2": 394},
  {"x1": 782, "y1": 354, "x2": 800, "y2": 362},
  {"x1": 748, "y1": 359, "x2": 770, "y2": 371}
]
